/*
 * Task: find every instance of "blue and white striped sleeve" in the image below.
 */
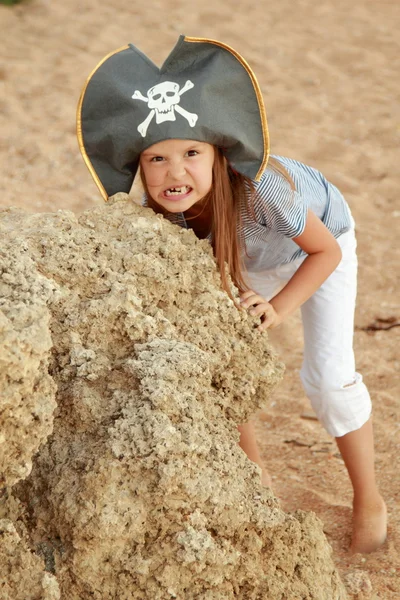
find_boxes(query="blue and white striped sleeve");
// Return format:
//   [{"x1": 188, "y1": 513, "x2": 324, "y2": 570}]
[{"x1": 253, "y1": 169, "x2": 308, "y2": 239}]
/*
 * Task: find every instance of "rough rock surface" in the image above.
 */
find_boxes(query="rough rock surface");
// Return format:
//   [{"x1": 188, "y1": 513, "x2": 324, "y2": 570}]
[
  {"x1": 343, "y1": 571, "x2": 373, "y2": 599},
  {"x1": 0, "y1": 212, "x2": 59, "y2": 598},
  {"x1": 0, "y1": 519, "x2": 60, "y2": 600},
  {"x1": 1, "y1": 197, "x2": 347, "y2": 599},
  {"x1": 0, "y1": 238, "x2": 56, "y2": 488}
]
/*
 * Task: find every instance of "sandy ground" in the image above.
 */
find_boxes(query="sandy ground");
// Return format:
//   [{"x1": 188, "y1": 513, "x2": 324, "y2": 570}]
[{"x1": 1, "y1": 0, "x2": 399, "y2": 597}]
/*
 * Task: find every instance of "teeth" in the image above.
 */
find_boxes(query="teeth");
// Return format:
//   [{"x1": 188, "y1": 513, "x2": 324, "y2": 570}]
[{"x1": 165, "y1": 186, "x2": 189, "y2": 196}]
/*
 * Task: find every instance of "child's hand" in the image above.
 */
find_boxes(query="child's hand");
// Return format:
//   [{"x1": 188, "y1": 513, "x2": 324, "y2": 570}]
[{"x1": 239, "y1": 290, "x2": 282, "y2": 331}]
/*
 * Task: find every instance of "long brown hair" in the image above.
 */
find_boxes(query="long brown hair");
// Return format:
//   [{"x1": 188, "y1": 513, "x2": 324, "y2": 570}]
[{"x1": 140, "y1": 148, "x2": 294, "y2": 297}]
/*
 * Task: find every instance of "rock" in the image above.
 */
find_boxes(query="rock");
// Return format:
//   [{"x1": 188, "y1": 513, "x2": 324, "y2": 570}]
[
  {"x1": 1, "y1": 198, "x2": 347, "y2": 599},
  {"x1": 343, "y1": 570, "x2": 373, "y2": 598},
  {"x1": 0, "y1": 519, "x2": 60, "y2": 600},
  {"x1": 0, "y1": 224, "x2": 57, "y2": 488}
]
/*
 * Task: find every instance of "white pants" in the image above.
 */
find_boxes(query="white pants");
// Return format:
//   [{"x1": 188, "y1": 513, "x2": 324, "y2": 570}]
[{"x1": 246, "y1": 225, "x2": 372, "y2": 437}]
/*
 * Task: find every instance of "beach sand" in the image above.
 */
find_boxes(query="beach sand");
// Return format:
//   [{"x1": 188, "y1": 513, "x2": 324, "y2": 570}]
[{"x1": 1, "y1": 0, "x2": 399, "y2": 596}]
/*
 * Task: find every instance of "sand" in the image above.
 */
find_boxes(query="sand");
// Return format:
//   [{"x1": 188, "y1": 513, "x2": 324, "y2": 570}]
[{"x1": 1, "y1": 0, "x2": 399, "y2": 596}]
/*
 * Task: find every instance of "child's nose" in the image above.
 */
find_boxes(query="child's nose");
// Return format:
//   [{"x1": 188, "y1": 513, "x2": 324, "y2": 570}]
[{"x1": 168, "y1": 160, "x2": 186, "y2": 179}]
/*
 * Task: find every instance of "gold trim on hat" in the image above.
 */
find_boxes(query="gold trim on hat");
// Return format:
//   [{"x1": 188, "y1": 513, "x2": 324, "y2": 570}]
[
  {"x1": 184, "y1": 36, "x2": 270, "y2": 181},
  {"x1": 77, "y1": 38, "x2": 269, "y2": 201},
  {"x1": 76, "y1": 45, "x2": 130, "y2": 202}
]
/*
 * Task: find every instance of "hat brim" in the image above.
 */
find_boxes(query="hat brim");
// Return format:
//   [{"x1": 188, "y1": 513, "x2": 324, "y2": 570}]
[{"x1": 77, "y1": 36, "x2": 269, "y2": 201}]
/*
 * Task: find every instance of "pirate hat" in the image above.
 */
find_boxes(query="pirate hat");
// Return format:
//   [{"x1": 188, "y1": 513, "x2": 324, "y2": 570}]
[{"x1": 77, "y1": 36, "x2": 269, "y2": 201}]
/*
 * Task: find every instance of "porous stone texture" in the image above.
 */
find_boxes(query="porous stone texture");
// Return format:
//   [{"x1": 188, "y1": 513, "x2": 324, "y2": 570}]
[
  {"x1": 0, "y1": 212, "x2": 59, "y2": 597},
  {"x1": 0, "y1": 234, "x2": 57, "y2": 488},
  {"x1": 1, "y1": 197, "x2": 347, "y2": 599},
  {"x1": 343, "y1": 571, "x2": 373, "y2": 599},
  {"x1": 0, "y1": 519, "x2": 60, "y2": 600}
]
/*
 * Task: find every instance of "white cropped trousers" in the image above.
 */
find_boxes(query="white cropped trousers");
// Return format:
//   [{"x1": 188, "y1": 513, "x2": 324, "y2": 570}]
[{"x1": 246, "y1": 224, "x2": 372, "y2": 437}]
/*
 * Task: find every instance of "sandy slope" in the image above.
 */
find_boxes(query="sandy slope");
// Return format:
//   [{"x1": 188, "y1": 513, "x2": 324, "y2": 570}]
[{"x1": 1, "y1": 0, "x2": 399, "y2": 596}]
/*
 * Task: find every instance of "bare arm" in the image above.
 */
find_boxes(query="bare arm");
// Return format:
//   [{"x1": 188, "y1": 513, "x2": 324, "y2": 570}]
[
  {"x1": 269, "y1": 209, "x2": 342, "y2": 317},
  {"x1": 241, "y1": 210, "x2": 342, "y2": 330}
]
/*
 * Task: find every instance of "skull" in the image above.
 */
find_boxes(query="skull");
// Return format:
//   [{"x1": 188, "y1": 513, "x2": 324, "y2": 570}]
[
  {"x1": 147, "y1": 81, "x2": 180, "y2": 123},
  {"x1": 132, "y1": 79, "x2": 198, "y2": 137}
]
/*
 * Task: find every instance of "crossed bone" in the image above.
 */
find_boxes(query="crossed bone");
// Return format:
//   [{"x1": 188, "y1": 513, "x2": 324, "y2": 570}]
[{"x1": 132, "y1": 80, "x2": 198, "y2": 137}]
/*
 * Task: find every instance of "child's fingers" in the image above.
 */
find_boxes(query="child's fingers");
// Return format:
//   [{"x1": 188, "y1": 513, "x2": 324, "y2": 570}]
[
  {"x1": 258, "y1": 320, "x2": 271, "y2": 332},
  {"x1": 255, "y1": 304, "x2": 280, "y2": 331},
  {"x1": 240, "y1": 291, "x2": 266, "y2": 309},
  {"x1": 239, "y1": 292, "x2": 280, "y2": 330},
  {"x1": 239, "y1": 293, "x2": 257, "y2": 307},
  {"x1": 240, "y1": 290, "x2": 255, "y2": 302},
  {"x1": 248, "y1": 303, "x2": 269, "y2": 317},
  {"x1": 258, "y1": 311, "x2": 276, "y2": 331}
]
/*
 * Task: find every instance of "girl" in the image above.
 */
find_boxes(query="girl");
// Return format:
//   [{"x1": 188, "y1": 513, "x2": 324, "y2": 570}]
[{"x1": 77, "y1": 36, "x2": 387, "y2": 554}]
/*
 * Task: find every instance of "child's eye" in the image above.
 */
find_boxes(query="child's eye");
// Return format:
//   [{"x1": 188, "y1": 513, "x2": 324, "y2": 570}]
[
  {"x1": 151, "y1": 156, "x2": 164, "y2": 162},
  {"x1": 186, "y1": 150, "x2": 198, "y2": 157}
]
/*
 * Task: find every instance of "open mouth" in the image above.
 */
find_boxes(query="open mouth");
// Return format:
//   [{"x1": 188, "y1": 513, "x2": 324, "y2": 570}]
[{"x1": 164, "y1": 186, "x2": 192, "y2": 197}]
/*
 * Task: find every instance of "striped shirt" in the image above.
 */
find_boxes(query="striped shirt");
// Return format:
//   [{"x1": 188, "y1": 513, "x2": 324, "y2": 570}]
[
  {"x1": 241, "y1": 155, "x2": 352, "y2": 272},
  {"x1": 144, "y1": 155, "x2": 352, "y2": 272}
]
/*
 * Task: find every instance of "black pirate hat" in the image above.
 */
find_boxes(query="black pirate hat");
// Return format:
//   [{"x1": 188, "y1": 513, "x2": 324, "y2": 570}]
[{"x1": 77, "y1": 36, "x2": 269, "y2": 201}]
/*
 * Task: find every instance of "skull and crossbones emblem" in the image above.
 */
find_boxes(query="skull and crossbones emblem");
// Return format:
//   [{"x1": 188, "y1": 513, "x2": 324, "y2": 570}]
[{"x1": 132, "y1": 80, "x2": 199, "y2": 137}]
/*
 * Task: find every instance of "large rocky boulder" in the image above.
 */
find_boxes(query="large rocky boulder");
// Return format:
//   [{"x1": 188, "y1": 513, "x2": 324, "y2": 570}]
[
  {"x1": 0, "y1": 237, "x2": 56, "y2": 489},
  {"x1": 0, "y1": 218, "x2": 60, "y2": 599},
  {"x1": 0, "y1": 196, "x2": 347, "y2": 599}
]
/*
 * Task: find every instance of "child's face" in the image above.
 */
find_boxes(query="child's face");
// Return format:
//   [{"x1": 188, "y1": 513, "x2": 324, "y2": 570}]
[{"x1": 140, "y1": 139, "x2": 214, "y2": 213}]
